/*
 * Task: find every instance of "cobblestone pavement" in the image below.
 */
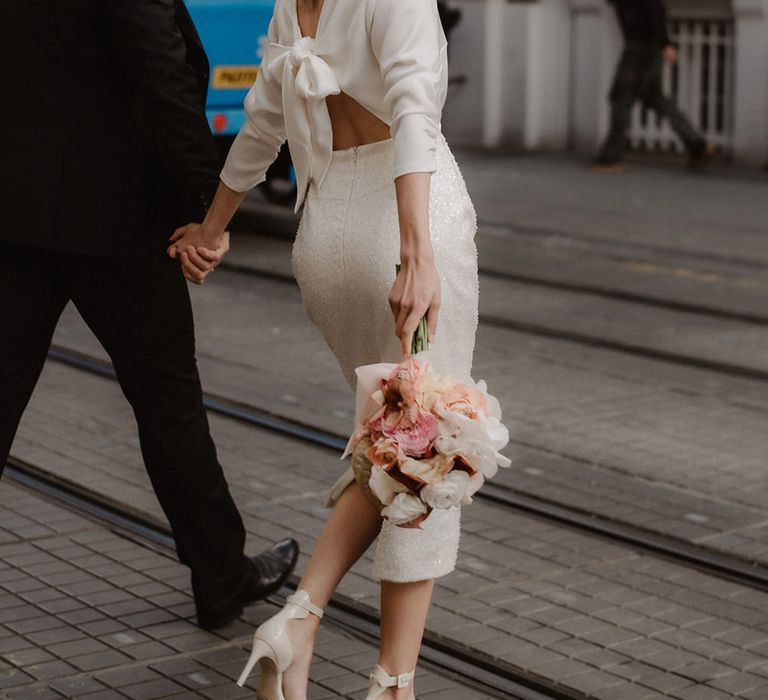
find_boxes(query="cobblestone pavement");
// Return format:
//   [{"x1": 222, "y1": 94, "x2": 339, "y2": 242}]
[
  {"x1": 50, "y1": 250, "x2": 768, "y2": 569},
  {"x1": 457, "y1": 152, "x2": 768, "y2": 271},
  {"x1": 0, "y1": 483, "x2": 486, "y2": 699},
  {"x1": 8, "y1": 360, "x2": 768, "y2": 699}
]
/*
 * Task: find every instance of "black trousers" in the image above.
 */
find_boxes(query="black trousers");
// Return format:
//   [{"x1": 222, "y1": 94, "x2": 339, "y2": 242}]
[
  {"x1": 0, "y1": 242, "x2": 248, "y2": 605},
  {"x1": 598, "y1": 42, "x2": 705, "y2": 162}
]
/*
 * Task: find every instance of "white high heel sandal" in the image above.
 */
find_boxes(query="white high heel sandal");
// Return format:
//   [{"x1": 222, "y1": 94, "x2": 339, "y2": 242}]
[
  {"x1": 236, "y1": 589, "x2": 324, "y2": 699},
  {"x1": 365, "y1": 664, "x2": 416, "y2": 699}
]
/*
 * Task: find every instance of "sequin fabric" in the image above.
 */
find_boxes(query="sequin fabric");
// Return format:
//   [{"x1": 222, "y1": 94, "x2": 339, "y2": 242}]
[{"x1": 292, "y1": 135, "x2": 478, "y2": 582}]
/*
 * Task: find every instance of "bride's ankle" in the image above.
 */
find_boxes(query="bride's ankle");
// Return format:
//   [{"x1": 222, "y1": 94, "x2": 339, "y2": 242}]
[{"x1": 287, "y1": 615, "x2": 320, "y2": 642}]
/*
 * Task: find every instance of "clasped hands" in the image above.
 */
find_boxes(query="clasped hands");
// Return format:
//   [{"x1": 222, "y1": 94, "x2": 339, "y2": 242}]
[{"x1": 167, "y1": 223, "x2": 230, "y2": 284}]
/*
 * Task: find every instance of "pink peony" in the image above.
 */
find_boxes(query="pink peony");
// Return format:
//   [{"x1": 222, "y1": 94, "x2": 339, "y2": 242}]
[
  {"x1": 381, "y1": 357, "x2": 427, "y2": 407},
  {"x1": 380, "y1": 405, "x2": 439, "y2": 457}
]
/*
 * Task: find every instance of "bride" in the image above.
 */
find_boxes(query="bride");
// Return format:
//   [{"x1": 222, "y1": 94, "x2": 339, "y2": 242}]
[{"x1": 170, "y1": 0, "x2": 478, "y2": 697}]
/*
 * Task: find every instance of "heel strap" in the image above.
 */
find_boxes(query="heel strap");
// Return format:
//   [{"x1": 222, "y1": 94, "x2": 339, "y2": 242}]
[
  {"x1": 370, "y1": 664, "x2": 415, "y2": 689},
  {"x1": 286, "y1": 589, "x2": 324, "y2": 619}
]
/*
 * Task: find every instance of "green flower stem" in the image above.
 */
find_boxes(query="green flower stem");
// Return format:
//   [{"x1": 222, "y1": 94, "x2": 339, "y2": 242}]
[{"x1": 396, "y1": 264, "x2": 430, "y2": 355}]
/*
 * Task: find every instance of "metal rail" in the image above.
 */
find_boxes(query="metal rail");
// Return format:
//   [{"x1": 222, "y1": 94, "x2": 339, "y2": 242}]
[
  {"x1": 234, "y1": 199, "x2": 768, "y2": 274},
  {"x1": 479, "y1": 267, "x2": 768, "y2": 327},
  {"x1": 475, "y1": 218, "x2": 768, "y2": 274},
  {"x1": 47, "y1": 345, "x2": 768, "y2": 594},
  {"x1": 217, "y1": 260, "x2": 768, "y2": 384},
  {"x1": 4, "y1": 456, "x2": 569, "y2": 700}
]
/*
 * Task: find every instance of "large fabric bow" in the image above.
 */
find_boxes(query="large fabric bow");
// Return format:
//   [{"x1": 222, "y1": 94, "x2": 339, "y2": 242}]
[{"x1": 265, "y1": 37, "x2": 340, "y2": 211}]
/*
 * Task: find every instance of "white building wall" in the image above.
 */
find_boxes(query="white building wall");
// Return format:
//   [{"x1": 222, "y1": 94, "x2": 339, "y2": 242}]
[
  {"x1": 442, "y1": 0, "x2": 572, "y2": 149},
  {"x1": 732, "y1": 0, "x2": 768, "y2": 164},
  {"x1": 566, "y1": 0, "x2": 621, "y2": 153},
  {"x1": 519, "y1": 0, "x2": 572, "y2": 149}
]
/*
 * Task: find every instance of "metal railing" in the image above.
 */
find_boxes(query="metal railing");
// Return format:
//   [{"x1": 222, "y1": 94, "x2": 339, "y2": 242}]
[{"x1": 629, "y1": 16, "x2": 735, "y2": 154}]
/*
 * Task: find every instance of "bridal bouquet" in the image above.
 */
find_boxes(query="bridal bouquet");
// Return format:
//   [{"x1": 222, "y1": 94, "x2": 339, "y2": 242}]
[{"x1": 343, "y1": 355, "x2": 511, "y2": 526}]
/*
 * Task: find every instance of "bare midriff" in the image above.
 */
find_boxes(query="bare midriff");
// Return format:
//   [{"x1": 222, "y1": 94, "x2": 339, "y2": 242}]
[
  {"x1": 327, "y1": 93, "x2": 391, "y2": 151},
  {"x1": 297, "y1": 0, "x2": 391, "y2": 151}
]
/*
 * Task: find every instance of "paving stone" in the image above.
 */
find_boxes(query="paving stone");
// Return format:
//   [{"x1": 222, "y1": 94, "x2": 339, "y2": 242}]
[
  {"x1": 23, "y1": 658, "x2": 78, "y2": 681},
  {"x1": 677, "y1": 659, "x2": 736, "y2": 682},
  {"x1": 5, "y1": 687, "x2": 64, "y2": 699},
  {"x1": 120, "y1": 678, "x2": 188, "y2": 699},
  {"x1": 672, "y1": 684, "x2": 737, "y2": 699},
  {"x1": 0, "y1": 486, "x2": 485, "y2": 698},
  {"x1": 49, "y1": 675, "x2": 109, "y2": 696}
]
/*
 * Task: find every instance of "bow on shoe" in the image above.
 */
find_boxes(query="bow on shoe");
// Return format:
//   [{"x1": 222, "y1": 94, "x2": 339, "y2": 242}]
[{"x1": 265, "y1": 37, "x2": 341, "y2": 210}]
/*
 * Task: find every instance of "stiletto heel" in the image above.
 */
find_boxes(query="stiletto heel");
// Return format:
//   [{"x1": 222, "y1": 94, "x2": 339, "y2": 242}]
[
  {"x1": 236, "y1": 589, "x2": 324, "y2": 695},
  {"x1": 236, "y1": 638, "x2": 276, "y2": 687},
  {"x1": 365, "y1": 664, "x2": 416, "y2": 700}
]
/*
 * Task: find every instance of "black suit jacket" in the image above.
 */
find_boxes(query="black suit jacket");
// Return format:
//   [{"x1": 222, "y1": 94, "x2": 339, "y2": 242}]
[{"x1": 0, "y1": 0, "x2": 221, "y2": 256}]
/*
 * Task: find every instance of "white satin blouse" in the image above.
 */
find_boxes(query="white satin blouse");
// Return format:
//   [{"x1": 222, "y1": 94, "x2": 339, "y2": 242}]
[{"x1": 219, "y1": 0, "x2": 448, "y2": 211}]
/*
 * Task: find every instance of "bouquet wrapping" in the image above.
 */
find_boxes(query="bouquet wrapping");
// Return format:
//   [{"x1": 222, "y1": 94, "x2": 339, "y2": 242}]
[{"x1": 343, "y1": 354, "x2": 511, "y2": 526}]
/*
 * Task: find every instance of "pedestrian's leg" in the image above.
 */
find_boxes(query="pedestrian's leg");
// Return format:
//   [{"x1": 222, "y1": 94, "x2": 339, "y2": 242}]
[
  {"x1": 0, "y1": 244, "x2": 68, "y2": 471},
  {"x1": 70, "y1": 254, "x2": 248, "y2": 604},
  {"x1": 595, "y1": 48, "x2": 639, "y2": 164},
  {"x1": 640, "y1": 59, "x2": 706, "y2": 154}
]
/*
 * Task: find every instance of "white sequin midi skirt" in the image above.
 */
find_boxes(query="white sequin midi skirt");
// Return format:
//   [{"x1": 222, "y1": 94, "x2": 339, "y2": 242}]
[{"x1": 292, "y1": 135, "x2": 479, "y2": 582}]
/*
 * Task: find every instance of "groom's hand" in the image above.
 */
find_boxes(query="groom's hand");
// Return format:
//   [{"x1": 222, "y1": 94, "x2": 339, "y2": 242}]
[{"x1": 168, "y1": 224, "x2": 229, "y2": 284}]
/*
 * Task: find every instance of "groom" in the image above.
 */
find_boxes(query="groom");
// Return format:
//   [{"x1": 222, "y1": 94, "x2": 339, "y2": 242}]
[{"x1": 0, "y1": 0, "x2": 298, "y2": 629}]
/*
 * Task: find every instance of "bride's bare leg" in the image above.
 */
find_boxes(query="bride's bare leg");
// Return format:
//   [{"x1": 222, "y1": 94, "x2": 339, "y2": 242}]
[
  {"x1": 282, "y1": 483, "x2": 381, "y2": 700},
  {"x1": 377, "y1": 579, "x2": 434, "y2": 700}
]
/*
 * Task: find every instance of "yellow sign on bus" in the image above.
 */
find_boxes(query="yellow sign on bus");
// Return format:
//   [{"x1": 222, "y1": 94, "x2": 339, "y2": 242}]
[{"x1": 212, "y1": 66, "x2": 259, "y2": 89}]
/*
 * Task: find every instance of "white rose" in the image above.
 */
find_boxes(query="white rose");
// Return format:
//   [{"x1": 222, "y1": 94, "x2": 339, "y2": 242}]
[
  {"x1": 381, "y1": 493, "x2": 427, "y2": 526},
  {"x1": 369, "y1": 466, "x2": 406, "y2": 506},
  {"x1": 421, "y1": 471, "x2": 470, "y2": 510}
]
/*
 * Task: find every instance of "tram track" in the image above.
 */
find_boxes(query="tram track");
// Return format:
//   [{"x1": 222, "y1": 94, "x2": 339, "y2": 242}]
[
  {"x1": 219, "y1": 257, "x2": 768, "y2": 385},
  {"x1": 3, "y1": 455, "x2": 571, "y2": 700},
  {"x1": 235, "y1": 202, "x2": 768, "y2": 324},
  {"x1": 46, "y1": 344, "x2": 768, "y2": 595},
  {"x1": 478, "y1": 267, "x2": 768, "y2": 328},
  {"x1": 475, "y1": 218, "x2": 768, "y2": 275},
  {"x1": 236, "y1": 196, "x2": 768, "y2": 275}
]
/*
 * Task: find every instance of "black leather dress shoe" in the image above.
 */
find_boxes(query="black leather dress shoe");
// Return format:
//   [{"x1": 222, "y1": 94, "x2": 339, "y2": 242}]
[{"x1": 196, "y1": 538, "x2": 299, "y2": 630}]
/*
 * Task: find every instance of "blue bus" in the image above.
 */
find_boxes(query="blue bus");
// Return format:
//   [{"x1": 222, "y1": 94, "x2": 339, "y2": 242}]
[{"x1": 187, "y1": 0, "x2": 295, "y2": 202}]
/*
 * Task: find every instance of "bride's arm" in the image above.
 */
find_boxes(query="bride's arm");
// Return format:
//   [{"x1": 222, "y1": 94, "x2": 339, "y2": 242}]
[
  {"x1": 388, "y1": 173, "x2": 441, "y2": 355},
  {"x1": 171, "y1": 15, "x2": 287, "y2": 282},
  {"x1": 370, "y1": 0, "x2": 445, "y2": 354}
]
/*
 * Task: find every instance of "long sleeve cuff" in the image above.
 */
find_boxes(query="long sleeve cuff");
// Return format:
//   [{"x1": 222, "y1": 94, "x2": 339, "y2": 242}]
[
  {"x1": 392, "y1": 112, "x2": 439, "y2": 180},
  {"x1": 220, "y1": 120, "x2": 284, "y2": 193}
]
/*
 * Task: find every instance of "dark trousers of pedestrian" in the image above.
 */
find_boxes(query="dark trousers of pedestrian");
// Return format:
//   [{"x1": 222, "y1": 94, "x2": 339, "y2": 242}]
[
  {"x1": 598, "y1": 41, "x2": 706, "y2": 163},
  {"x1": 0, "y1": 242, "x2": 248, "y2": 607}
]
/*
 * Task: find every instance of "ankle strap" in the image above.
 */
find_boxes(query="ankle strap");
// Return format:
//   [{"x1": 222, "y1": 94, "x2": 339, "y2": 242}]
[
  {"x1": 286, "y1": 589, "x2": 324, "y2": 619},
  {"x1": 370, "y1": 664, "x2": 415, "y2": 689}
]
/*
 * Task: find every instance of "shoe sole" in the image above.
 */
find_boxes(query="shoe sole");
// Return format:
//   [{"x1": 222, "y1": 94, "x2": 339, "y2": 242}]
[
  {"x1": 198, "y1": 545, "x2": 300, "y2": 631},
  {"x1": 587, "y1": 163, "x2": 625, "y2": 172}
]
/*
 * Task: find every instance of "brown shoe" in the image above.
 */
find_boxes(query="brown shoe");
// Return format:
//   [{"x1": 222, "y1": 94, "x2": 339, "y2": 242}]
[
  {"x1": 588, "y1": 158, "x2": 625, "y2": 172},
  {"x1": 689, "y1": 143, "x2": 716, "y2": 170}
]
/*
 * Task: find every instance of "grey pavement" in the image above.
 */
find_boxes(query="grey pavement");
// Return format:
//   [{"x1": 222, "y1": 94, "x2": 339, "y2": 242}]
[
  {"x1": 50, "y1": 249, "x2": 768, "y2": 569},
  {"x1": 8, "y1": 358, "x2": 768, "y2": 698},
  {"x1": 0, "y1": 482, "x2": 484, "y2": 699},
  {"x1": 5, "y1": 150, "x2": 768, "y2": 698}
]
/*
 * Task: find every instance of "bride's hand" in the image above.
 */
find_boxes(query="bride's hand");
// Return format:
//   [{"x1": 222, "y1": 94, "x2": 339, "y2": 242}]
[
  {"x1": 168, "y1": 224, "x2": 229, "y2": 284},
  {"x1": 388, "y1": 258, "x2": 441, "y2": 356}
]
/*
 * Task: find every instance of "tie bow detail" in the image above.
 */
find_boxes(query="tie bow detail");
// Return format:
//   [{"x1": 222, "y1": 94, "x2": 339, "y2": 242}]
[{"x1": 265, "y1": 37, "x2": 341, "y2": 209}]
